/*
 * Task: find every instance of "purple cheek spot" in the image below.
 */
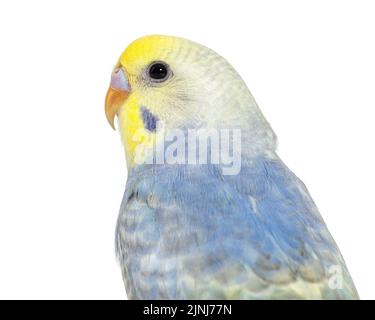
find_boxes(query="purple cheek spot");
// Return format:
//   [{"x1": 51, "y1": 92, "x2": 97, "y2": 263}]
[
  {"x1": 110, "y1": 67, "x2": 130, "y2": 91},
  {"x1": 140, "y1": 106, "x2": 158, "y2": 132}
]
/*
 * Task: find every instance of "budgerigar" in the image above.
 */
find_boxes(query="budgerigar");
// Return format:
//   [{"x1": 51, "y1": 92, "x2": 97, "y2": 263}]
[{"x1": 105, "y1": 35, "x2": 359, "y2": 299}]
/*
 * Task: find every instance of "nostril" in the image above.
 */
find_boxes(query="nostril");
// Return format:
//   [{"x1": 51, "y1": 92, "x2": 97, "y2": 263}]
[{"x1": 110, "y1": 67, "x2": 130, "y2": 91}]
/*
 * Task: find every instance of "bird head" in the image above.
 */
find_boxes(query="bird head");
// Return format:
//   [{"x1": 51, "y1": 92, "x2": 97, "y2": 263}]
[{"x1": 105, "y1": 35, "x2": 276, "y2": 167}]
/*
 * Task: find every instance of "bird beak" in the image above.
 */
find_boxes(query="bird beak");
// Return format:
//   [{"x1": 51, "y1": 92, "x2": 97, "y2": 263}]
[{"x1": 105, "y1": 67, "x2": 130, "y2": 130}]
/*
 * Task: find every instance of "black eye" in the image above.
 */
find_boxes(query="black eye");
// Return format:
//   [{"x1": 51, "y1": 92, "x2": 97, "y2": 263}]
[{"x1": 148, "y1": 62, "x2": 170, "y2": 82}]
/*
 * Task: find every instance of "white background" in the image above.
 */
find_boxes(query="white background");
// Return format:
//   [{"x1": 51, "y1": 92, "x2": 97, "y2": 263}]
[{"x1": 0, "y1": 0, "x2": 374, "y2": 299}]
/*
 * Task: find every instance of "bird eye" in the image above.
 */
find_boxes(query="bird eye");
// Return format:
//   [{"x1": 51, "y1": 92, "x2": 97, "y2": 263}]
[{"x1": 147, "y1": 62, "x2": 171, "y2": 82}]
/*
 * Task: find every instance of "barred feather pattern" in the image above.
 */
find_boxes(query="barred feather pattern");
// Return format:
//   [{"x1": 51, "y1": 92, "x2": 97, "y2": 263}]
[{"x1": 115, "y1": 156, "x2": 359, "y2": 299}]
